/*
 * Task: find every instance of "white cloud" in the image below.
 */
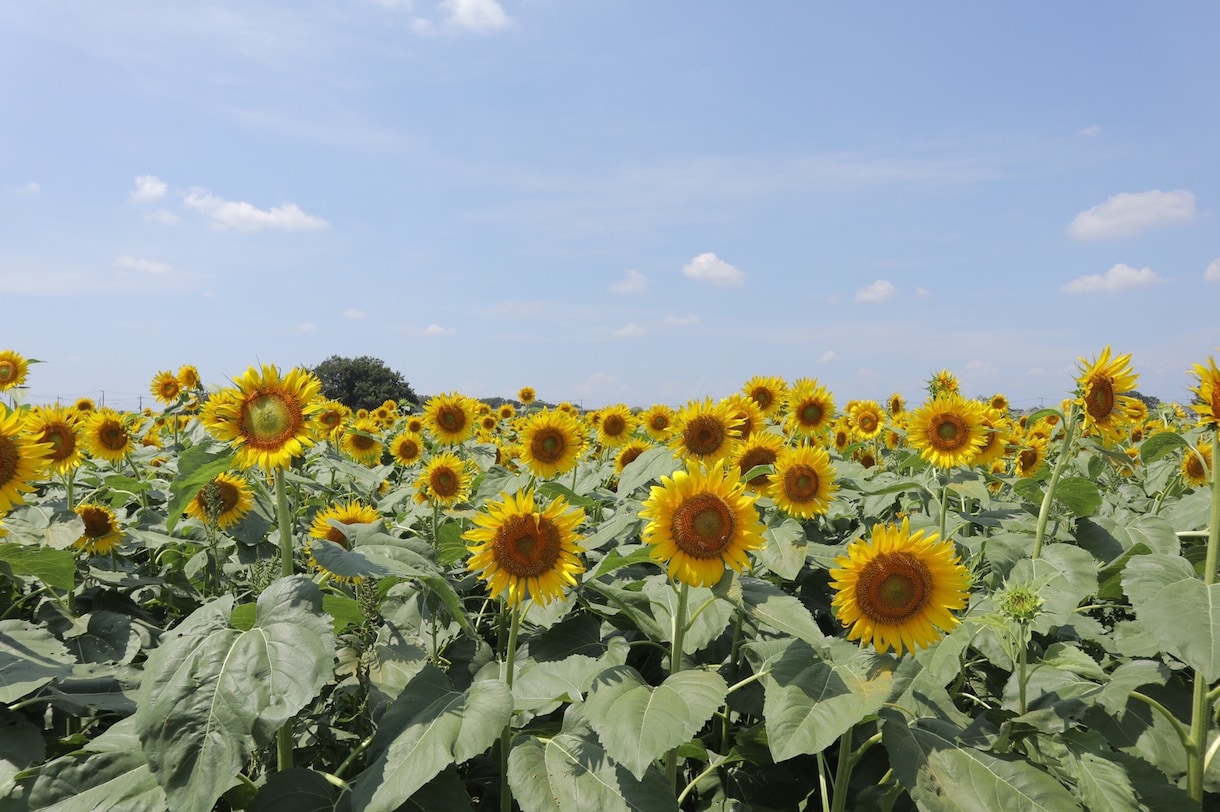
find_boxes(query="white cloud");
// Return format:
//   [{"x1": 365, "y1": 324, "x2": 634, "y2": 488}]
[
  {"x1": 21, "y1": 181, "x2": 40, "y2": 194},
  {"x1": 184, "y1": 188, "x2": 329, "y2": 232},
  {"x1": 613, "y1": 322, "x2": 646, "y2": 338},
  {"x1": 682, "y1": 252, "x2": 744, "y2": 287},
  {"x1": 297, "y1": 322, "x2": 316, "y2": 333},
  {"x1": 144, "y1": 209, "x2": 181, "y2": 225},
  {"x1": 116, "y1": 255, "x2": 171, "y2": 275},
  {"x1": 440, "y1": 0, "x2": 511, "y2": 32},
  {"x1": 665, "y1": 313, "x2": 699, "y2": 327},
  {"x1": 1205, "y1": 258, "x2": 1220, "y2": 282},
  {"x1": 818, "y1": 350, "x2": 838, "y2": 362},
  {"x1": 1067, "y1": 189, "x2": 1196, "y2": 240},
  {"x1": 1078, "y1": 124, "x2": 1102, "y2": 138},
  {"x1": 610, "y1": 269, "x2": 648, "y2": 294},
  {"x1": 1061, "y1": 263, "x2": 1166, "y2": 294},
  {"x1": 423, "y1": 323, "x2": 455, "y2": 335},
  {"x1": 342, "y1": 307, "x2": 367, "y2": 319},
  {"x1": 916, "y1": 287, "x2": 931, "y2": 298},
  {"x1": 130, "y1": 175, "x2": 167, "y2": 202},
  {"x1": 855, "y1": 280, "x2": 896, "y2": 303}
]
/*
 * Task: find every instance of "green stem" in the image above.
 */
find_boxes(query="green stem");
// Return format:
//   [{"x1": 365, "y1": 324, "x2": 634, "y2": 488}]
[
  {"x1": 1131, "y1": 690, "x2": 1194, "y2": 756},
  {"x1": 273, "y1": 471, "x2": 296, "y2": 771},
  {"x1": 1017, "y1": 624, "x2": 1029, "y2": 716},
  {"x1": 829, "y1": 726, "x2": 854, "y2": 812},
  {"x1": 815, "y1": 750, "x2": 832, "y2": 812},
  {"x1": 1188, "y1": 425, "x2": 1220, "y2": 803},
  {"x1": 1032, "y1": 406, "x2": 1078, "y2": 560},
  {"x1": 500, "y1": 601, "x2": 523, "y2": 812},
  {"x1": 664, "y1": 581, "x2": 691, "y2": 792},
  {"x1": 939, "y1": 480, "x2": 950, "y2": 543}
]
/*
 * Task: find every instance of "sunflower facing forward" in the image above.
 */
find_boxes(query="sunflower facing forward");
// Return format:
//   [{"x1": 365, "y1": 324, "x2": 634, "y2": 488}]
[
  {"x1": 1190, "y1": 356, "x2": 1220, "y2": 428},
  {"x1": 769, "y1": 444, "x2": 839, "y2": 519},
  {"x1": 423, "y1": 392, "x2": 478, "y2": 446},
  {"x1": 1075, "y1": 346, "x2": 1140, "y2": 442},
  {"x1": 518, "y1": 408, "x2": 586, "y2": 479},
  {"x1": 639, "y1": 461, "x2": 766, "y2": 588},
  {"x1": 0, "y1": 350, "x2": 29, "y2": 392},
  {"x1": 201, "y1": 364, "x2": 325, "y2": 472},
  {"x1": 73, "y1": 503, "x2": 123, "y2": 556},
  {"x1": 830, "y1": 517, "x2": 971, "y2": 656},
  {"x1": 0, "y1": 407, "x2": 52, "y2": 515},
  {"x1": 669, "y1": 398, "x2": 743, "y2": 467},
  {"x1": 905, "y1": 394, "x2": 988, "y2": 469},
  {"x1": 465, "y1": 489, "x2": 586, "y2": 607},
  {"x1": 184, "y1": 472, "x2": 254, "y2": 530}
]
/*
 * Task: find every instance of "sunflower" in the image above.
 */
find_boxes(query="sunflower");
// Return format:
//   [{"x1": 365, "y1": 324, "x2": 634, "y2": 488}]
[
  {"x1": 640, "y1": 404, "x2": 675, "y2": 441},
  {"x1": 415, "y1": 451, "x2": 473, "y2": 507},
  {"x1": 479, "y1": 413, "x2": 499, "y2": 433},
  {"x1": 404, "y1": 415, "x2": 425, "y2": 435},
  {"x1": 669, "y1": 398, "x2": 743, "y2": 466},
  {"x1": 315, "y1": 400, "x2": 351, "y2": 440},
  {"x1": 0, "y1": 408, "x2": 52, "y2": 515},
  {"x1": 1182, "y1": 441, "x2": 1213, "y2": 488},
  {"x1": 742, "y1": 375, "x2": 788, "y2": 418},
  {"x1": 639, "y1": 460, "x2": 766, "y2": 588},
  {"x1": 201, "y1": 364, "x2": 325, "y2": 472},
  {"x1": 498, "y1": 403, "x2": 516, "y2": 420},
  {"x1": 518, "y1": 386, "x2": 537, "y2": 405},
  {"x1": 73, "y1": 503, "x2": 123, "y2": 555},
  {"x1": 989, "y1": 393, "x2": 1010, "y2": 413},
  {"x1": 81, "y1": 408, "x2": 137, "y2": 464},
  {"x1": 73, "y1": 397, "x2": 96, "y2": 413},
  {"x1": 614, "y1": 438, "x2": 654, "y2": 475},
  {"x1": 784, "y1": 378, "x2": 836, "y2": 438},
  {"x1": 519, "y1": 408, "x2": 586, "y2": 479},
  {"x1": 423, "y1": 392, "x2": 478, "y2": 446},
  {"x1": 1075, "y1": 346, "x2": 1140, "y2": 443},
  {"x1": 177, "y1": 364, "x2": 202, "y2": 390},
  {"x1": 721, "y1": 394, "x2": 766, "y2": 441},
  {"x1": 391, "y1": 431, "x2": 425, "y2": 467},
  {"x1": 149, "y1": 371, "x2": 182, "y2": 405},
  {"x1": 184, "y1": 472, "x2": 254, "y2": 529},
  {"x1": 730, "y1": 430, "x2": 786, "y2": 492},
  {"x1": 339, "y1": 417, "x2": 385, "y2": 466},
  {"x1": 832, "y1": 418, "x2": 852, "y2": 453},
  {"x1": 971, "y1": 408, "x2": 1013, "y2": 468},
  {"x1": 465, "y1": 489, "x2": 586, "y2": 607},
  {"x1": 847, "y1": 400, "x2": 885, "y2": 442},
  {"x1": 887, "y1": 392, "x2": 906, "y2": 417},
  {"x1": 829, "y1": 517, "x2": 971, "y2": 656},
  {"x1": 1190, "y1": 356, "x2": 1220, "y2": 428},
  {"x1": 0, "y1": 350, "x2": 29, "y2": 392},
  {"x1": 770, "y1": 444, "x2": 839, "y2": 519},
  {"x1": 308, "y1": 499, "x2": 381, "y2": 549},
  {"x1": 927, "y1": 369, "x2": 960, "y2": 398},
  {"x1": 596, "y1": 404, "x2": 636, "y2": 448},
  {"x1": 905, "y1": 394, "x2": 987, "y2": 469},
  {"x1": 25, "y1": 405, "x2": 83, "y2": 475},
  {"x1": 1014, "y1": 436, "x2": 1048, "y2": 478}
]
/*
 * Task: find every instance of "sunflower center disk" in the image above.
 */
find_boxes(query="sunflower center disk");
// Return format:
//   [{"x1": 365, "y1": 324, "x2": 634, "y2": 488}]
[
  {"x1": 432, "y1": 470, "x2": 458, "y2": 496},
  {"x1": 856, "y1": 552, "x2": 931, "y2": 623},
  {"x1": 785, "y1": 467, "x2": 818, "y2": 501},
  {"x1": 932, "y1": 416, "x2": 966, "y2": 449},
  {"x1": 438, "y1": 408, "x2": 465, "y2": 432},
  {"x1": 494, "y1": 516, "x2": 561, "y2": 577},
  {"x1": 245, "y1": 393, "x2": 297, "y2": 446},
  {"x1": 0, "y1": 364, "x2": 14, "y2": 384},
  {"x1": 100, "y1": 422, "x2": 128, "y2": 451},
  {"x1": 533, "y1": 430, "x2": 564, "y2": 462},
  {"x1": 800, "y1": 403, "x2": 823, "y2": 425},
  {"x1": 80, "y1": 507, "x2": 111, "y2": 539},
  {"x1": 685, "y1": 417, "x2": 725, "y2": 456},
  {"x1": 1086, "y1": 379, "x2": 1115, "y2": 420},
  {"x1": 672, "y1": 493, "x2": 735, "y2": 559},
  {"x1": 603, "y1": 416, "x2": 626, "y2": 437},
  {"x1": 0, "y1": 437, "x2": 17, "y2": 483}
]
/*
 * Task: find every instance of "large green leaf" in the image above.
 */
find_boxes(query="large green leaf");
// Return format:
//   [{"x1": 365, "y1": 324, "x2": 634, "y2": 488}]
[
  {"x1": 164, "y1": 442, "x2": 236, "y2": 533},
  {"x1": 1053, "y1": 476, "x2": 1102, "y2": 518},
  {"x1": 350, "y1": 666, "x2": 512, "y2": 812},
  {"x1": 737, "y1": 576, "x2": 825, "y2": 644},
  {"x1": 744, "y1": 638, "x2": 892, "y2": 762},
  {"x1": 0, "y1": 544, "x2": 74, "y2": 591},
  {"x1": 1123, "y1": 553, "x2": 1220, "y2": 682},
  {"x1": 643, "y1": 578, "x2": 733, "y2": 656},
  {"x1": 615, "y1": 447, "x2": 680, "y2": 498},
  {"x1": 0, "y1": 620, "x2": 75, "y2": 704},
  {"x1": 507, "y1": 712, "x2": 678, "y2": 812},
  {"x1": 133, "y1": 577, "x2": 336, "y2": 812},
  {"x1": 881, "y1": 712, "x2": 1081, "y2": 811},
  {"x1": 583, "y1": 665, "x2": 726, "y2": 780},
  {"x1": 1139, "y1": 430, "x2": 1188, "y2": 463},
  {"x1": 755, "y1": 517, "x2": 809, "y2": 581},
  {"x1": 28, "y1": 718, "x2": 167, "y2": 812}
]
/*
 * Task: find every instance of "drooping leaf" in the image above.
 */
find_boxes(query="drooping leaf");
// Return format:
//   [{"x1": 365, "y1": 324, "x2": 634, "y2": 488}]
[
  {"x1": 737, "y1": 576, "x2": 825, "y2": 644},
  {"x1": 164, "y1": 442, "x2": 236, "y2": 533},
  {"x1": 133, "y1": 577, "x2": 336, "y2": 812},
  {"x1": 615, "y1": 447, "x2": 681, "y2": 498},
  {"x1": 0, "y1": 544, "x2": 74, "y2": 591},
  {"x1": 583, "y1": 665, "x2": 727, "y2": 780},
  {"x1": 1053, "y1": 477, "x2": 1102, "y2": 518},
  {"x1": 755, "y1": 517, "x2": 809, "y2": 581},
  {"x1": 0, "y1": 620, "x2": 75, "y2": 704},
  {"x1": 1139, "y1": 430, "x2": 1188, "y2": 463},
  {"x1": 28, "y1": 718, "x2": 167, "y2": 812},
  {"x1": 1123, "y1": 553, "x2": 1220, "y2": 682}
]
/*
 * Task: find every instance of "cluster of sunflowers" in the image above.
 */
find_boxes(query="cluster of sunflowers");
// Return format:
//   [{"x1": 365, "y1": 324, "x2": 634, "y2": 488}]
[{"x1": 0, "y1": 347, "x2": 1217, "y2": 660}]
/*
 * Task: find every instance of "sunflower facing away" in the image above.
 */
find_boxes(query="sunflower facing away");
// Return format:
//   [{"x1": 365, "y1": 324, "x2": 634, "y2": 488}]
[
  {"x1": 769, "y1": 444, "x2": 839, "y2": 519},
  {"x1": 905, "y1": 394, "x2": 988, "y2": 469},
  {"x1": 0, "y1": 407, "x2": 52, "y2": 515},
  {"x1": 518, "y1": 408, "x2": 586, "y2": 479},
  {"x1": 669, "y1": 398, "x2": 743, "y2": 466},
  {"x1": 201, "y1": 364, "x2": 325, "y2": 472},
  {"x1": 465, "y1": 489, "x2": 586, "y2": 607},
  {"x1": 639, "y1": 460, "x2": 766, "y2": 588},
  {"x1": 0, "y1": 350, "x2": 30, "y2": 392},
  {"x1": 1190, "y1": 356, "x2": 1220, "y2": 428},
  {"x1": 829, "y1": 517, "x2": 971, "y2": 656},
  {"x1": 73, "y1": 503, "x2": 123, "y2": 556},
  {"x1": 1075, "y1": 346, "x2": 1140, "y2": 442},
  {"x1": 184, "y1": 472, "x2": 254, "y2": 530}
]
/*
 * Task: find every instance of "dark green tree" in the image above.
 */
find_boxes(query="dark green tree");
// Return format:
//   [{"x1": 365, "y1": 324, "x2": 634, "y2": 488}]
[{"x1": 311, "y1": 355, "x2": 420, "y2": 412}]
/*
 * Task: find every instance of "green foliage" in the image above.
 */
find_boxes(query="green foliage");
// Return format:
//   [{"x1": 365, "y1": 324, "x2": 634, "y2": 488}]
[{"x1": 311, "y1": 354, "x2": 419, "y2": 411}]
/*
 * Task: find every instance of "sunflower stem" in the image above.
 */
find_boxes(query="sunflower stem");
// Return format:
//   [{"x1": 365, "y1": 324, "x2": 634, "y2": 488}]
[
  {"x1": 500, "y1": 600, "x2": 523, "y2": 812},
  {"x1": 828, "y1": 725, "x2": 855, "y2": 812},
  {"x1": 665, "y1": 580, "x2": 691, "y2": 792},
  {"x1": 1031, "y1": 405, "x2": 1078, "y2": 561},
  {"x1": 272, "y1": 470, "x2": 296, "y2": 772},
  {"x1": 1187, "y1": 424, "x2": 1220, "y2": 803}
]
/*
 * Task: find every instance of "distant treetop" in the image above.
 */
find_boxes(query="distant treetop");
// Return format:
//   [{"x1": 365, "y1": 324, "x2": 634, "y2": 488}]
[{"x1": 310, "y1": 355, "x2": 420, "y2": 412}]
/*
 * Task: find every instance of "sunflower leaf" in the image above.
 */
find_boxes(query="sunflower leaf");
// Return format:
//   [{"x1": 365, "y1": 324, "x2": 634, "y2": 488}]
[
  {"x1": 164, "y1": 442, "x2": 237, "y2": 533},
  {"x1": 1123, "y1": 553, "x2": 1220, "y2": 682}
]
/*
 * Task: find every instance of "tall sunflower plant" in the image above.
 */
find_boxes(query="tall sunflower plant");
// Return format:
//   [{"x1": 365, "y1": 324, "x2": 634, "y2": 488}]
[{"x1": 6, "y1": 350, "x2": 1220, "y2": 809}]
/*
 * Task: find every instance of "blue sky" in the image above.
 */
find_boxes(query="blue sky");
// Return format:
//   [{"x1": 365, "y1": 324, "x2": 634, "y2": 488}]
[{"x1": 3, "y1": 1, "x2": 1218, "y2": 412}]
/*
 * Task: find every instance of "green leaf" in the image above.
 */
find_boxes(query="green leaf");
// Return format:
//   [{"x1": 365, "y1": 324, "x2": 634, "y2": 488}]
[
  {"x1": 744, "y1": 638, "x2": 892, "y2": 762},
  {"x1": 582, "y1": 510, "x2": 642, "y2": 553},
  {"x1": 249, "y1": 768, "x2": 339, "y2": 812},
  {"x1": 512, "y1": 653, "x2": 605, "y2": 714},
  {"x1": 0, "y1": 544, "x2": 74, "y2": 591},
  {"x1": 1123, "y1": 553, "x2": 1220, "y2": 682},
  {"x1": 507, "y1": 713, "x2": 678, "y2": 812},
  {"x1": 28, "y1": 718, "x2": 167, "y2": 812},
  {"x1": 350, "y1": 667, "x2": 512, "y2": 812},
  {"x1": 322, "y1": 594, "x2": 364, "y2": 632},
  {"x1": 1053, "y1": 477, "x2": 1102, "y2": 518},
  {"x1": 0, "y1": 620, "x2": 75, "y2": 704},
  {"x1": 755, "y1": 517, "x2": 808, "y2": 581},
  {"x1": 737, "y1": 577, "x2": 825, "y2": 644},
  {"x1": 133, "y1": 577, "x2": 336, "y2": 812},
  {"x1": 583, "y1": 665, "x2": 726, "y2": 780},
  {"x1": 1139, "y1": 430, "x2": 1188, "y2": 463},
  {"x1": 164, "y1": 442, "x2": 236, "y2": 533},
  {"x1": 881, "y1": 711, "x2": 1081, "y2": 811},
  {"x1": 643, "y1": 578, "x2": 733, "y2": 655},
  {"x1": 615, "y1": 447, "x2": 680, "y2": 498}
]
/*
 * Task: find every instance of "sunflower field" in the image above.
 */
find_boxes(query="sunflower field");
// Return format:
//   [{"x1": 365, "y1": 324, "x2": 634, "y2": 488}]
[{"x1": 1, "y1": 347, "x2": 1219, "y2": 811}]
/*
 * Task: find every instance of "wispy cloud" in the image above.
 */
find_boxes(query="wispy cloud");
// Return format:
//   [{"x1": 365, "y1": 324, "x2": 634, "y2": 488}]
[
  {"x1": 683, "y1": 252, "x2": 744, "y2": 287},
  {"x1": 184, "y1": 188, "x2": 329, "y2": 232},
  {"x1": 819, "y1": 350, "x2": 838, "y2": 362},
  {"x1": 297, "y1": 322, "x2": 316, "y2": 332},
  {"x1": 440, "y1": 0, "x2": 511, "y2": 32},
  {"x1": 1205, "y1": 258, "x2": 1220, "y2": 282},
  {"x1": 665, "y1": 313, "x2": 699, "y2": 327},
  {"x1": 1078, "y1": 124, "x2": 1102, "y2": 138},
  {"x1": 421, "y1": 323, "x2": 455, "y2": 335},
  {"x1": 116, "y1": 255, "x2": 171, "y2": 275},
  {"x1": 613, "y1": 322, "x2": 646, "y2": 338},
  {"x1": 1061, "y1": 263, "x2": 1166, "y2": 294},
  {"x1": 342, "y1": 308, "x2": 367, "y2": 319},
  {"x1": 1067, "y1": 189, "x2": 1195, "y2": 240},
  {"x1": 144, "y1": 209, "x2": 181, "y2": 225},
  {"x1": 610, "y1": 268, "x2": 648, "y2": 294},
  {"x1": 855, "y1": 280, "x2": 896, "y2": 302},
  {"x1": 130, "y1": 175, "x2": 167, "y2": 203}
]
